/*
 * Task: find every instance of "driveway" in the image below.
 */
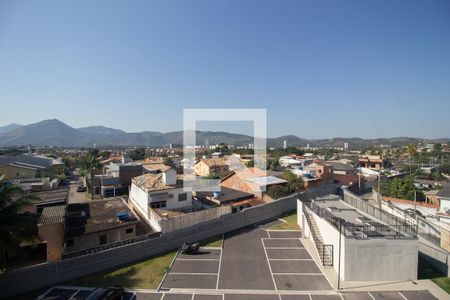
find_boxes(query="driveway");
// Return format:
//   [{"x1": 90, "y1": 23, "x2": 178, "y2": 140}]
[{"x1": 68, "y1": 181, "x2": 88, "y2": 203}]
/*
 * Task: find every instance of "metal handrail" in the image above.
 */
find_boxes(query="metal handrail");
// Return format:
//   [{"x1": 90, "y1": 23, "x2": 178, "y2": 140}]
[{"x1": 303, "y1": 199, "x2": 417, "y2": 239}]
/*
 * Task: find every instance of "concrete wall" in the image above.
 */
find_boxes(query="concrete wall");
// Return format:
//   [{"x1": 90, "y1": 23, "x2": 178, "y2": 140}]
[
  {"x1": 310, "y1": 207, "x2": 345, "y2": 279},
  {"x1": 0, "y1": 165, "x2": 37, "y2": 179},
  {"x1": 419, "y1": 236, "x2": 450, "y2": 276},
  {"x1": 149, "y1": 188, "x2": 192, "y2": 211},
  {"x1": 344, "y1": 189, "x2": 450, "y2": 277},
  {"x1": 0, "y1": 194, "x2": 297, "y2": 298},
  {"x1": 161, "y1": 206, "x2": 232, "y2": 233},
  {"x1": 64, "y1": 225, "x2": 137, "y2": 253},
  {"x1": 129, "y1": 183, "x2": 149, "y2": 218},
  {"x1": 344, "y1": 238, "x2": 418, "y2": 281},
  {"x1": 38, "y1": 223, "x2": 64, "y2": 262}
]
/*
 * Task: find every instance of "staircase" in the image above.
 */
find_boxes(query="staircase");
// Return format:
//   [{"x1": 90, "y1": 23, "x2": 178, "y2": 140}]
[{"x1": 304, "y1": 206, "x2": 333, "y2": 266}]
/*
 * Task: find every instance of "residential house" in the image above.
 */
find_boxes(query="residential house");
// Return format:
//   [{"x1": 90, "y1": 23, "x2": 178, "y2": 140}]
[
  {"x1": 358, "y1": 155, "x2": 385, "y2": 171},
  {"x1": 64, "y1": 198, "x2": 140, "y2": 253},
  {"x1": 128, "y1": 168, "x2": 192, "y2": 231},
  {"x1": 194, "y1": 158, "x2": 230, "y2": 178},
  {"x1": 220, "y1": 167, "x2": 287, "y2": 199},
  {"x1": 437, "y1": 186, "x2": 450, "y2": 224},
  {"x1": 0, "y1": 154, "x2": 64, "y2": 179},
  {"x1": 37, "y1": 198, "x2": 140, "y2": 261},
  {"x1": 195, "y1": 186, "x2": 258, "y2": 211}
]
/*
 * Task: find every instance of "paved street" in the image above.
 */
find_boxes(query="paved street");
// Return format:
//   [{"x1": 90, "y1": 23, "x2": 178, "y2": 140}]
[{"x1": 68, "y1": 180, "x2": 88, "y2": 204}]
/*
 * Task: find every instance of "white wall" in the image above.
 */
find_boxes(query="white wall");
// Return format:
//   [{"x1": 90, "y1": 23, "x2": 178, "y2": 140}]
[
  {"x1": 149, "y1": 209, "x2": 162, "y2": 232},
  {"x1": 162, "y1": 169, "x2": 177, "y2": 185},
  {"x1": 129, "y1": 183, "x2": 149, "y2": 218},
  {"x1": 149, "y1": 188, "x2": 192, "y2": 210},
  {"x1": 311, "y1": 208, "x2": 345, "y2": 279},
  {"x1": 440, "y1": 198, "x2": 450, "y2": 214},
  {"x1": 344, "y1": 238, "x2": 418, "y2": 281},
  {"x1": 297, "y1": 199, "x2": 418, "y2": 281}
]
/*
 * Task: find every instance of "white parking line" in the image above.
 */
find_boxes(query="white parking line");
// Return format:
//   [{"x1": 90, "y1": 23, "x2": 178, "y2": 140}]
[
  {"x1": 264, "y1": 247, "x2": 305, "y2": 249},
  {"x1": 261, "y1": 238, "x2": 278, "y2": 291},
  {"x1": 191, "y1": 293, "x2": 195, "y2": 300},
  {"x1": 216, "y1": 233, "x2": 224, "y2": 290},
  {"x1": 158, "y1": 249, "x2": 181, "y2": 291},
  {"x1": 272, "y1": 273, "x2": 324, "y2": 275},
  {"x1": 266, "y1": 230, "x2": 302, "y2": 232},
  {"x1": 176, "y1": 258, "x2": 220, "y2": 261},
  {"x1": 398, "y1": 292, "x2": 408, "y2": 300},
  {"x1": 169, "y1": 272, "x2": 218, "y2": 276},
  {"x1": 368, "y1": 292, "x2": 376, "y2": 300},
  {"x1": 269, "y1": 258, "x2": 313, "y2": 261}
]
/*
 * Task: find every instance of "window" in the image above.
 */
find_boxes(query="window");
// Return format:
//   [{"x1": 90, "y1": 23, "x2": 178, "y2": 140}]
[
  {"x1": 126, "y1": 227, "x2": 134, "y2": 234},
  {"x1": 99, "y1": 234, "x2": 107, "y2": 245},
  {"x1": 66, "y1": 239, "x2": 74, "y2": 247},
  {"x1": 178, "y1": 193, "x2": 187, "y2": 201},
  {"x1": 150, "y1": 200, "x2": 167, "y2": 209}
]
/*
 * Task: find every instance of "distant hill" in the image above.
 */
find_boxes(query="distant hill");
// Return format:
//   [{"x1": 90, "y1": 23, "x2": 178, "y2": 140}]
[
  {"x1": 0, "y1": 119, "x2": 448, "y2": 148},
  {"x1": 0, "y1": 123, "x2": 23, "y2": 134},
  {"x1": 78, "y1": 126, "x2": 126, "y2": 135}
]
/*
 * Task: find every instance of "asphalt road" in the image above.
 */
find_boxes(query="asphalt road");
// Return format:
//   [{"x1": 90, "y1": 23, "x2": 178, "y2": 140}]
[{"x1": 68, "y1": 181, "x2": 88, "y2": 203}]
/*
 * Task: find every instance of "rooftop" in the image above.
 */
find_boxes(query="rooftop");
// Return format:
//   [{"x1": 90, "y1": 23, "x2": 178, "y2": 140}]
[
  {"x1": 198, "y1": 158, "x2": 228, "y2": 167},
  {"x1": 65, "y1": 198, "x2": 139, "y2": 237},
  {"x1": 437, "y1": 186, "x2": 450, "y2": 198},
  {"x1": 308, "y1": 195, "x2": 416, "y2": 239},
  {"x1": 0, "y1": 154, "x2": 62, "y2": 170},
  {"x1": 132, "y1": 171, "x2": 182, "y2": 192},
  {"x1": 32, "y1": 188, "x2": 68, "y2": 205},
  {"x1": 245, "y1": 176, "x2": 287, "y2": 186},
  {"x1": 196, "y1": 186, "x2": 255, "y2": 204},
  {"x1": 38, "y1": 205, "x2": 66, "y2": 225}
]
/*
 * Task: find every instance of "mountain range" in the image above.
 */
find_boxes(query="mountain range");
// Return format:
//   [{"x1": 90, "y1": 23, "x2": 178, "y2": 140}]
[{"x1": 0, "y1": 119, "x2": 448, "y2": 148}]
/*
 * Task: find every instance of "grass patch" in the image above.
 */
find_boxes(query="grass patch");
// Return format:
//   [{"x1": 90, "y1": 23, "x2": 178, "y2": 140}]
[
  {"x1": 201, "y1": 235, "x2": 223, "y2": 248},
  {"x1": 270, "y1": 211, "x2": 300, "y2": 230},
  {"x1": 14, "y1": 251, "x2": 176, "y2": 299},
  {"x1": 65, "y1": 251, "x2": 176, "y2": 289},
  {"x1": 418, "y1": 256, "x2": 450, "y2": 294}
]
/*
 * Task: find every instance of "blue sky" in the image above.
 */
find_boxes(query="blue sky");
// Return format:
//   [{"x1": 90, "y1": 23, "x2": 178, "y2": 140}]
[{"x1": 0, "y1": 0, "x2": 449, "y2": 138}]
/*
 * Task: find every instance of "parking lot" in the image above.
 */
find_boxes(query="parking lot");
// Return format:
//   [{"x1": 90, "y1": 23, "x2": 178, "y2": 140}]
[
  {"x1": 38, "y1": 287, "x2": 439, "y2": 300},
  {"x1": 160, "y1": 225, "x2": 331, "y2": 291},
  {"x1": 37, "y1": 222, "x2": 440, "y2": 300}
]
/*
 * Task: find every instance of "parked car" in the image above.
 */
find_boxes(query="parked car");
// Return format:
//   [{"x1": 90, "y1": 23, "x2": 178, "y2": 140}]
[
  {"x1": 86, "y1": 286, "x2": 125, "y2": 300},
  {"x1": 181, "y1": 242, "x2": 200, "y2": 255},
  {"x1": 76, "y1": 185, "x2": 87, "y2": 192}
]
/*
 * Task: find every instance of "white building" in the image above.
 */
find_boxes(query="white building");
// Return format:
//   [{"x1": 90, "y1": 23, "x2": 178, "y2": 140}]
[
  {"x1": 298, "y1": 194, "x2": 418, "y2": 281},
  {"x1": 129, "y1": 168, "x2": 192, "y2": 231}
]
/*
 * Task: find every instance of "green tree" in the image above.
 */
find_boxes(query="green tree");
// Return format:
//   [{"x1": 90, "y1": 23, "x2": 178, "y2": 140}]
[
  {"x1": 438, "y1": 163, "x2": 450, "y2": 175},
  {"x1": 164, "y1": 157, "x2": 175, "y2": 168},
  {"x1": 99, "y1": 150, "x2": 111, "y2": 159},
  {"x1": 246, "y1": 159, "x2": 254, "y2": 168},
  {"x1": 407, "y1": 144, "x2": 418, "y2": 177},
  {"x1": 0, "y1": 175, "x2": 39, "y2": 270},
  {"x1": 80, "y1": 154, "x2": 101, "y2": 200},
  {"x1": 283, "y1": 170, "x2": 304, "y2": 193}
]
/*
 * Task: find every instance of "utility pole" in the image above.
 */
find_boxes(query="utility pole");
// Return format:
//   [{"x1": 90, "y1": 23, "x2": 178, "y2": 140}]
[
  {"x1": 378, "y1": 171, "x2": 382, "y2": 210},
  {"x1": 91, "y1": 167, "x2": 96, "y2": 201},
  {"x1": 414, "y1": 190, "x2": 417, "y2": 222},
  {"x1": 338, "y1": 219, "x2": 342, "y2": 290},
  {"x1": 358, "y1": 165, "x2": 361, "y2": 194}
]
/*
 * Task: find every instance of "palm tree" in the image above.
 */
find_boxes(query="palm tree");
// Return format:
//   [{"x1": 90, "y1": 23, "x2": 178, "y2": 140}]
[
  {"x1": 0, "y1": 175, "x2": 39, "y2": 270},
  {"x1": 407, "y1": 144, "x2": 418, "y2": 177},
  {"x1": 80, "y1": 154, "x2": 101, "y2": 200}
]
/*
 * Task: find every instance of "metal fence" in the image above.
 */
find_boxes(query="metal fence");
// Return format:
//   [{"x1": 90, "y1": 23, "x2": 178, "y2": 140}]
[
  {"x1": 305, "y1": 194, "x2": 417, "y2": 239},
  {"x1": 62, "y1": 232, "x2": 162, "y2": 259}
]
